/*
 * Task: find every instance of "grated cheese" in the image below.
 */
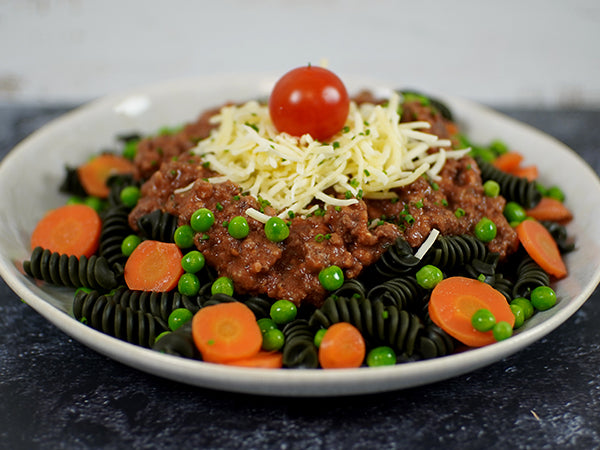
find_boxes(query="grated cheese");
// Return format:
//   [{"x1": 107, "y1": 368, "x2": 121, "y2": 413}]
[{"x1": 193, "y1": 92, "x2": 469, "y2": 217}]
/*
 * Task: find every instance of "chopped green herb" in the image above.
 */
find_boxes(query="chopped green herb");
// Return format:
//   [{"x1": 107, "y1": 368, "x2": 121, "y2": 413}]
[{"x1": 455, "y1": 208, "x2": 466, "y2": 218}]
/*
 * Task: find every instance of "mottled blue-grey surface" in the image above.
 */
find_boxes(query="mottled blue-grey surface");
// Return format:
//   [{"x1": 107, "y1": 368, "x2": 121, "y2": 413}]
[{"x1": 1, "y1": 105, "x2": 599, "y2": 450}]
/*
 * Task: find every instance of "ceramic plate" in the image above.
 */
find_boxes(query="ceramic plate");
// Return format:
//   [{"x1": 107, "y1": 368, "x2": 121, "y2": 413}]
[{"x1": 1, "y1": 74, "x2": 599, "y2": 396}]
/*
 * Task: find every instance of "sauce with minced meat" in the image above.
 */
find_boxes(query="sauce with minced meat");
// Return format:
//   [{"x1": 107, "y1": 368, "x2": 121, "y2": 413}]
[{"x1": 128, "y1": 98, "x2": 518, "y2": 306}]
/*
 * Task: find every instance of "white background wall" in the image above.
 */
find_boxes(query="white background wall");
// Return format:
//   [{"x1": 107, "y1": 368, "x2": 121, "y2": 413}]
[{"x1": 1, "y1": 0, "x2": 599, "y2": 107}]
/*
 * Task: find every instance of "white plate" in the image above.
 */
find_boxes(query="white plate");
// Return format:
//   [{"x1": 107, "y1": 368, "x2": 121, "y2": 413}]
[{"x1": 1, "y1": 74, "x2": 600, "y2": 397}]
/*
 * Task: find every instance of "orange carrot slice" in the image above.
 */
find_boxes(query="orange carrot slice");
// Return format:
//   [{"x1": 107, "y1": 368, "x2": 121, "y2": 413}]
[
  {"x1": 511, "y1": 165, "x2": 538, "y2": 181},
  {"x1": 192, "y1": 302, "x2": 263, "y2": 364},
  {"x1": 493, "y1": 151, "x2": 524, "y2": 173},
  {"x1": 428, "y1": 276, "x2": 515, "y2": 347},
  {"x1": 77, "y1": 154, "x2": 135, "y2": 198},
  {"x1": 30, "y1": 204, "x2": 101, "y2": 258},
  {"x1": 516, "y1": 219, "x2": 567, "y2": 279},
  {"x1": 222, "y1": 351, "x2": 283, "y2": 369},
  {"x1": 124, "y1": 240, "x2": 184, "y2": 292},
  {"x1": 318, "y1": 322, "x2": 366, "y2": 369},
  {"x1": 526, "y1": 197, "x2": 573, "y2": 224}
]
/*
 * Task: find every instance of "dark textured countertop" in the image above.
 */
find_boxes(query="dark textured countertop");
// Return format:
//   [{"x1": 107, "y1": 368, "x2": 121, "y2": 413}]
[{"x1": 1, "y1": 105, "x2": 599, "y2": 449}]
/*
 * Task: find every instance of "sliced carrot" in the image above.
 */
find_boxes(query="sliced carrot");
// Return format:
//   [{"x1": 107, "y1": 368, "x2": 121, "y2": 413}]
[
  {"x1": 516, "y1": 219, "x2": 567, "y2": 279},
  {"x1": 192, "y1": 302, "x2": 263, "y2": 364},
  {"x1": 77, "y1": 154, "x2": 135, "y2": 198},
  {"x1": 222, "y1": 351, "x2": 283, "y2": 369},
  {"x1": 428, "y1": 276, "x2": 515, "y2": 347},
  {"x1": 124, "y1": 240, "x2": 184, "y2": 292},
  {"x1": 493, "y1": 151, "x2": 524, "y2": 173},
  {"x1": 318, "y1": 322, "x2": 366, "y2": 369},
  {"x1": 510, "y1": 165, "x2": 538, "y2": 181},
  {"x1": 526, "y1": 197, "x2": 573, "y2": 224},
  {"x1": 30, "y1": 204, "x2": 101, "y2": 258}
]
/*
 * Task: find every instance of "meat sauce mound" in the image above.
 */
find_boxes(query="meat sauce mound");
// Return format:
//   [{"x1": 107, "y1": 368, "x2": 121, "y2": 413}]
[{"x1": 128, "y1": 97, "x2": 518, "y2": 306}]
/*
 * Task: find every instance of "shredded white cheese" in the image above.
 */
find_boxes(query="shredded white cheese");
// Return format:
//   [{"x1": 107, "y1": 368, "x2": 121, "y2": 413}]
[
  {"x1": 414, "y1": 228, "x2": 440, "y2": 260},
  {"x1": 193, "y1": 92, "x2": 469, "y2": 217}
]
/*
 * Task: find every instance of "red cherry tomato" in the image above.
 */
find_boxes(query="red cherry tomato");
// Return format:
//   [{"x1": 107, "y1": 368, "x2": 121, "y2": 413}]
[{"x1": 268, "y1": 66, "x2": 350, "y2": 141}]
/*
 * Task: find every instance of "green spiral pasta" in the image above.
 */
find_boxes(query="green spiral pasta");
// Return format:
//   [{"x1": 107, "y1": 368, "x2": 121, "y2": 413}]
[
  {"x1": 281, "y1": 319, "x2": 319, "y2": 369},
  {"x1": 476, "y1": 157, "x2": 542, "y2": 209},
  {"x1": 73, "y1": 289, "x2": 168, "y2": 348},
  {"x1": 23, "y1": 247, "x2": 121, "y2": 290},
  {"x1": 137, "y1": 209, "x2": 179, "y2": 243},
  {"x1": 98, "y1": 204, "x2": 134, "y2": 267}
]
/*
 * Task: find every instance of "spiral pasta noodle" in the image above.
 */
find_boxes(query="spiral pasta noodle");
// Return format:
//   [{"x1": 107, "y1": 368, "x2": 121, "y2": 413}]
[
  {"x1": 98, "y1": 204, "x2": 134, "y2": 267},
  {"x1": 23, "y1": 247, "x2": 121, "y2": 290},
  {"x1": 136, "y1": 209, "x2": 179, "y2": 243},
  {"x1": 370, "y1": 237, "x2": 422, "y2": 279},
  {"x1": 366, "y1": 276, "x2": 426, "y2": 311},
  {"x1": 73, "y1": 289, "x2": 168, "y2": 348},
  {"x1": 476, "y1": 157, "x2": 541, "y2": 209},
  {"x1": 309, "y1": 295, "x2": 424, "y2": 357},
  {"x1": 282, "y1": 319, "x2": 319, "y2": 369},
  {"x1": 423, "y1": 234, "x2": 489, "y2": 272},
  {"x1": 97, "y1": 286, "x2": 203, "y2": 321},
  {"x1": 152, "y1": 322, "x2": 198, "y2": 359},
  {"x1": 512, "y1": 255, "x2": 550, "y2": 298}
]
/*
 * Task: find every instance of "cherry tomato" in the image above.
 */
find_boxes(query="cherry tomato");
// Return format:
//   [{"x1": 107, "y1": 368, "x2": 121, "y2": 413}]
[{"x1": 268, "y1": 65, "x2": 350, "y2": 141}]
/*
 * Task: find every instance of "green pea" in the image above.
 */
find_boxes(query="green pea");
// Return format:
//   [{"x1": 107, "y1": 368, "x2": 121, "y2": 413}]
[
  {"x1": 120, "y1": 186, "x2": 141, "y2": 208},
  {"x1": 228, "y1": 216, "x2": 249, "y2": 239},
  {"x1": 471, "y1": 308, "x2": 496, "y2": 332},
  {"x1": 211, "y1": 276, "x2": 234, "y2": 296},
  {"x1": 489, "y1": 139, "x2": 509, "y2": 156},
  {"x1": 190, "y1": 208, "x2": 215, "y2": 232},
  {"x1": 318, "y1": 265, "x2": 344, "y2": 291},
  {"x1": 168, "y1": 308, "x2": 193, "y2": 331},
  {"x1": 257, "y1": 318, "x2": 278, "y2": 335},
  {"x1": 535, "y1": 182, "x2": 548, "y2": 196},
  {"x1": 178, "y1": 273, "x2": 200, "y2": 296},
  {"x1": 314, "y1": 328, "x2": 327, "y2": 348},
  {"x1": 84, "y1": 196, "x2": 105, "y2": 212},
  {"x1": 66, "y1": 196, "x2": 84, "y2": 205},
  {"x1": 154, "y1": 331, "x2": 171, "y2": 343},
  {"x1": 366, "y1": 346, "x2": 397, "y2": 367},
  {"x1": 270, "y1": 299, "x2": 297, "y2": 325},
  {"x1": 474, "y1": 217, "x2": 497, "y2": 242},
  {"x1": 503, "y1": 201, "x2": 527, "y2": 224},
  {"x1": 174, "y1": 225, "x2": 195, "y2": 248},
  {"x1": 181, "y1": 250, "x2": 205, "y2": 273},
  {"x1": 483, "y1": 180, "x2": 500, "y2": 198},
  {"x1": 530, "y1": 286, "x2": 557, "y2": 311},
  {"x1": 121, "y1": 234, "x2": 142, "y2": 256},
  {"x1": 492, "y1": 321, "x2": 513, "y2": 341},
  {"x1": 415, "y1": 265, "x2": 443, "y2": 289},
  {"x1": 262, "y1": 328, "x2": 285, "y2": 351},
  {"x1": 264, "y1": 217, "x2": 290, "y2": 242},
  {"x1": 122, "y1": 139, "x2": 139, "y2": 160},
  {"x1": 546, "y1": 186, "x2": 565, "y2": 202},
  {"x1": 510, "y1": 304, "x2": 525, "y2": 329},
  {"x1": 511, "y1": 297, "x2": 534, "y2": 319}
]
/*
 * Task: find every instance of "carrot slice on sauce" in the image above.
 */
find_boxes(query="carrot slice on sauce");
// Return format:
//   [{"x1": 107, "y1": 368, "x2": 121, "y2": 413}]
[
  {"x1": 493, "y1": 151, "x2": 524, "y2": 173},
  {"x1": 192, "y1": 302, "x2": 263, "y2": 364},
  {"x1": 526, "y1": 197, "x2": 573, "y2": 224},
  {"x1": 30, "y1": 204, "x2": 101, "y2": 258},
  {"x1": 516, "y1": 219, "x2": 567, "y2": 279},
  {"x1": 318, "y1": 322, "x2": 366, "y2": 369},
  {"x1": 77, "y1": 154, "x2": 136, "y2": 198},
  {"x1": 124, "y1": 240, "x2": 184, "y2": 292},
  {"x1": 428, "y1": 276, "x2": 515, "y2": 348}
]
